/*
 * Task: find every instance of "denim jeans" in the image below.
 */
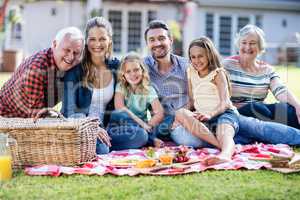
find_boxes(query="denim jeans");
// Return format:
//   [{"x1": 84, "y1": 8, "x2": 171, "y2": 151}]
[
  {"x1": 171, "y1": 115, "x2": 300, "y2": 148},
  {"x1": 152, "y1": 114, "x2": 175, "y2": 140},
  {"x1": 96, "y1": 140, "x2": 110, "y2": 155},
  {"x1": 171, "y1": 126, "x2": 212, "y2": 148},
  {"x1": 234, "y1": 115, "x2": 300, "y2": 145},
  {"x1": 106, "y1": 110, "x2": 149, "y2": 150},
  {"x1": 238, "y1": 102, "x2": 300, "y2": 129}
]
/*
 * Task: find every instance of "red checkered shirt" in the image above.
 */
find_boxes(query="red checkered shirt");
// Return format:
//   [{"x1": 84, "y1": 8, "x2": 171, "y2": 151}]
[{"x1": 0, "y1": 48, "x2": 63, "y2": 118}]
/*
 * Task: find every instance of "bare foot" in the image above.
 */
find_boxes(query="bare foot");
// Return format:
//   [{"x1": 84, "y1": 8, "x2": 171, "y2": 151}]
[
  {"x1": 154, "y1": 138, "x2": 164, "y2": 148},
  {"x1": 204, "y1": 155, "x2": 231, "y2": 166}
]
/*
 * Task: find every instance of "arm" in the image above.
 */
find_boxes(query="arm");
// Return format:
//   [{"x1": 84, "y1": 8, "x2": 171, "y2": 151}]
[
  {"x1": 20, "y1": 67, "x2": 46, "y2": 118},
  {"x1": 271, "y1": 77, "x2": 300, "y2": 122},
  {"x1": 186, "y1": 77, "x2": 195, "y2": 110},
  {"x1": 114, "y1": 92, "x2": 151, "y2": 130},
  {"x1": 147, "y1": 98, "x2": 164, "y2": 128},
  {"x1": 183, "y1": 67, "x2": 194, "y2": 110},
  {"x1": 210, "y1": 70, "x2": 233, "y2": 117}
]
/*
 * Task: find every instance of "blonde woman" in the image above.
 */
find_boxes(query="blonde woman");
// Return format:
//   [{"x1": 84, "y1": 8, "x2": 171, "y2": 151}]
[{"x1": 62, "y1": 17, "x2": 119, "y2": 154}]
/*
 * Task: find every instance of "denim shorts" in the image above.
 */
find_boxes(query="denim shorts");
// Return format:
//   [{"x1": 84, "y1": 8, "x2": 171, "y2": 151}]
[{"x1": 206, "y1": 109, "x2": 239, "y2": 134}]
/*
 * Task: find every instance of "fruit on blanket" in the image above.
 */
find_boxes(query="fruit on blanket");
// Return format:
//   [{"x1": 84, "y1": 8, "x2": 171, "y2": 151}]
[
  {"x1": 159, "y1": 154, "x2": 173, "y2": 165},
  {"x1": 146, "y1": 147, "x2": 155, "y2": 158},
  {"x1": 136, "y1": 159, "x2": 156, "y2": 168},
  {"x1": 174, "y1": 146, "x2": 190, "y2": 163},
  {"x1": 174, "y1": 156, "x2": 189, "y2": 163}
]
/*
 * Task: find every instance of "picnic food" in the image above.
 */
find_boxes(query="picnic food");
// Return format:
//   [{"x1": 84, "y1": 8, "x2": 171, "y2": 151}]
[
  {"x1": 146, "y1": 147, "x2": 155, "y2": 158},
  {"x1": 135, "y1": 159, "x2": 156, "y2": 168},
  {"x1": 159, "y1": 154, "x2": 173, "y2": 165},
  {"x1": 289, "y1": 154, "x2": 300, "y2": 169},
  {"x1": 110, "y1": 158, "x2": 140, "y2": 167},
  {"x1": 174, "y1": 146, "x2": 189, "y2": 163}
]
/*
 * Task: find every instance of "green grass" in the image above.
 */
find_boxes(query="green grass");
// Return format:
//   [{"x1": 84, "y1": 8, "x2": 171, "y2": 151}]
[{"x1": 1, "y1": 66, "x2": 300, "y2": 200}]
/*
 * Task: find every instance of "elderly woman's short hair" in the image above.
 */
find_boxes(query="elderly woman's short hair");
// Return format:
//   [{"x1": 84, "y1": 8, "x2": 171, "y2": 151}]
[{"x1": 235, "y1": 24, "x2": 266, "y2": 54}]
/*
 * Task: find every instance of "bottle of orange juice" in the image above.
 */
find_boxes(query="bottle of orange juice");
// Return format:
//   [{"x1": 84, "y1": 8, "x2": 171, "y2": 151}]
[{"x1": 0, "y1": 133, "x2": 13, "y2": 181}]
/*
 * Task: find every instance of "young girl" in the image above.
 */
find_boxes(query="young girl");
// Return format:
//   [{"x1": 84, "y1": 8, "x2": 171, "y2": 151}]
[
  {"x1": 107, "y1": 53, "x2": 164, "y2": 150},
  {"x1": 174, "y1": 37, "x2": 239, "y2": 165}
]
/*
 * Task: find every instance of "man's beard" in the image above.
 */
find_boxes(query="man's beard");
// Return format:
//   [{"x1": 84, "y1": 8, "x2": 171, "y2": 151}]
[{"x1": 151, "y1": 45, "x2": 171, "y2": 59}]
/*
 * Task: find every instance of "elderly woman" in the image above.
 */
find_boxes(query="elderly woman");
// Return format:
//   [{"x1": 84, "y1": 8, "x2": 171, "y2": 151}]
[{"x1": 223, "y1": 24, "x2": 300, "y2": 129}]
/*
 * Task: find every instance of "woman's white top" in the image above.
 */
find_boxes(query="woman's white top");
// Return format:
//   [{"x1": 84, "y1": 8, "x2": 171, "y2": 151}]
[{"x1": 88, "y1": 77, "x2": 114, "y2": 122}]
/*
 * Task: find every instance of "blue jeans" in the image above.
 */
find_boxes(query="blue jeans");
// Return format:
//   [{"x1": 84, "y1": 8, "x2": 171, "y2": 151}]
[
  {"x1": 238, "y1": 102, "x2": 300, "y2": 129},
  {"x1": 171, "y1": 115, "x2": 300, "y2": 147},
  {"x1": 106, "y1": 111, "x2": 149, "y2": 150},
  {"x1": 204, "y1": 109, "x2": 239, "y2": 133},
  {"x1": 171, "y1": 126, "x2": 212, "y2": 148},
  {"x1": 234, "y1": 115, "x2": 300, "y2": 145},
  {"x1": 152, "y1": 114, "x2": 175, "y2": 140},
  {"x1": 96, "y1": 140, "x2": 110, "y2": 155}
]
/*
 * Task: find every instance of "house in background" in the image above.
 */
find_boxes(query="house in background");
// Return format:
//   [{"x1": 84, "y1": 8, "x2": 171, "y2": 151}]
[
  {"x1": 3, "y1": 0, "x2": 300, "y2": 66},
  {"x1": 188, "y1": 0, "x2": 300, "y2": 65}
]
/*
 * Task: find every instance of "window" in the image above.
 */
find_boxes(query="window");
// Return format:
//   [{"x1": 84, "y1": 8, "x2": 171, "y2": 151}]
[
  {"x1": 219, "y1": 16, "x2": 232, "y2": 56},
  {"x1": 108, "y1": 10, "x2": 122, "y2": 53},
  {"x1": 205, "y1": 13, "x2": 214, "y2": 41},
  {"x1": 148, "y1": 10, "x2": 157, "y2": 23},
  {"x1": 107, "y1": 8, "x2": 157, "y2": 54},
  {"x1": 128, "y1": 11, "x2": 142, "y2": 52},
  {"x1": 237, "y1": 17, "x2": 249, "y2": 32},
  {"x1": 255, "y1": 15, "x2": 263, "y2": 28}
]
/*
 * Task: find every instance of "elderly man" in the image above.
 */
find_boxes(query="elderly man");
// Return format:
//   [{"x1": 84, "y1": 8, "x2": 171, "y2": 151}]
[
  {"x1": 144, "y1": 20, "x2": 300, "y2": 151},
  {"x1": 0, "y1": 27, "x2": 84, "y2": 118}
]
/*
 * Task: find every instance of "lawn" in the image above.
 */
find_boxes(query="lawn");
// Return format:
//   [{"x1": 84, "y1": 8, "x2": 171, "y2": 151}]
[{"x1": 1, "y1": 66, "x2": 300, "y2": 200}]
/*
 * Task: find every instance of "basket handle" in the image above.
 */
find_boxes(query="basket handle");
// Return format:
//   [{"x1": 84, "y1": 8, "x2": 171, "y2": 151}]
[{"x1": 33, "y1": 108, "x2": 67, "y2": 122}]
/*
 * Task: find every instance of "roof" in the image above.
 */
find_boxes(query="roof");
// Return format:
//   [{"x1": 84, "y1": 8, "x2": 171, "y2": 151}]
[{"x1": 195, "y1": 0, "x2": 300, "y2": 11}]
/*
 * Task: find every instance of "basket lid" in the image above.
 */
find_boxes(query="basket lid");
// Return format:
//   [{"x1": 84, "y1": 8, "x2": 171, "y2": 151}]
[{"x1": 0, "y1": 117, "x2": 100, "y2": 130}]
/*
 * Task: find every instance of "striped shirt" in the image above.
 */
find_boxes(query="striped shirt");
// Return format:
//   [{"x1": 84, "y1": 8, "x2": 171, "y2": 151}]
[
  {"x1": 144, "y1": 54, "x2": 189, "y2": 114},
  {"x1": 223, "y1": 55, "x2": 287, "y2": 107}
]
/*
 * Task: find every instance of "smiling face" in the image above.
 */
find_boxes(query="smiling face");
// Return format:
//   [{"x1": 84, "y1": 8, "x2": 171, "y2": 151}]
[
  {"x1": 123, "y1": 61, "x2": 143, "y2": 87},
  {"x1": 52, "y1": 34, "x2": 83, "y2": 71},
  {"x1": 189, "y1": 46, "x2": 209, "y2": 76},
  {"x1": 87, "y1": 26, "x2": 111, "y2": 60},
  {"x1": 146, "y1": 28, "x2": 173, "y2": 59},
  {"x1": 239, "y1": 32, "x2": 260, "y2": 61}
]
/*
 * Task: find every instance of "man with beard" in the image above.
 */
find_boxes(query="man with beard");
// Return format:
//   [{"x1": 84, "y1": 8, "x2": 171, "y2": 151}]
[
  {"x1": 144, "y1": 20, "x2": 190, "y2": 141},
  {"x1": 144, "y1": 20, "x2": 300, "y2": 149},
  {"x1": 0, "y1": 27, "x2": 84, "y2": 118}
]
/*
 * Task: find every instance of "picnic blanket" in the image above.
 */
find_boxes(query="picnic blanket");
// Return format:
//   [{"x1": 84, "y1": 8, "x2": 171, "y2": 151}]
[{"x1": 25, "y1": 143, "x2": 295, "y2": 176}]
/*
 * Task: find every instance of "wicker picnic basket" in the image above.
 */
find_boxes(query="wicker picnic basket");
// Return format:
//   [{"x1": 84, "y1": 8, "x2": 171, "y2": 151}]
[{"x1": 0, "y1": 117, "x2": 101, "y2": 168}]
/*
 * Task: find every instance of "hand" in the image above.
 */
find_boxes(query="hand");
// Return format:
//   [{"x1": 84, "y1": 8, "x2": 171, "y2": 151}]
[
  {"x1": 97, "y1": 127, "x2": 111, "y2": 147},
  {"x1": 33, "y1": 108, "x2": 49, "y2": 122},
  {"x1": 33, "y1": 108, "x2": 65, "y2": 122},
  {"x1": 171, "y1": 120, "x2": 180, "y2": 129},
  {"x1": 193, "y1": 112, "x2": 211, "y2": 122},
  {"x1": 143, "y1": 123, "x2": 153, "y2": 133}
]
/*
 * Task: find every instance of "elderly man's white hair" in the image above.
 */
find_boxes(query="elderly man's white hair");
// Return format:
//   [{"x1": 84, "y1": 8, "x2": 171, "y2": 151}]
[{"x1": 54, "y1": 26, "x2": 84, "y2": 44}]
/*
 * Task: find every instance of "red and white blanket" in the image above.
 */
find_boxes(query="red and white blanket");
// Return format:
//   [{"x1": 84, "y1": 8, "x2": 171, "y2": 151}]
[{"x1": 25, "y1": 143, "x2": 294, "y2": 176}]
